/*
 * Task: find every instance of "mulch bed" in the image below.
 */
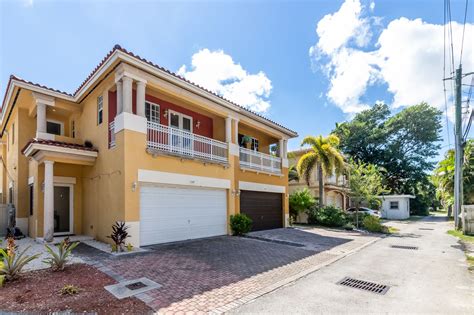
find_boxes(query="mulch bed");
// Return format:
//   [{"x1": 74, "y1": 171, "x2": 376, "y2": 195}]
[{"x1": 0, "y1": 264, "x2": 153, "y2": 314}]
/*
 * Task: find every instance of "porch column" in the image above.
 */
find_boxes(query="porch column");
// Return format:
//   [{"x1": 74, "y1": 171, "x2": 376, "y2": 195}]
[
  {"x1": 116, "y1": 80, "x2": 123, "y2": 114},
  {"x1": 225, "y1": 117, "x2": 232, "y2": 143},
  {"x1": 122, "y1": 76, "x2": 133, "y2": 114},
  {"x1": 37, "y1": 102, "x2": 46, "y2": 134},
  {"x1": 283, "y1": 140, "x2": 288, "y2": 157},
  {"x1": 43, "y1": 160, "x2": 54, "y2": 242},
  {"x1": 233, "y1": 119, "x2": 239, "y2": 144},
  {"x1": 279, "y1": 139, "x2": 284, "y2": 158},
  {"x1": 136, "y1": 81, "x2": 146, "y2": 118}
]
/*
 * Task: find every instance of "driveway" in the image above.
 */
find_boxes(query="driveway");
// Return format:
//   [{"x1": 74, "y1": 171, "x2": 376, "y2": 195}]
[
  {"x1": 75, "y1": 227, "x2": 378, "y2": 314},
  {"x1": 231, "y1": 217, "x2": 474, "y2": 314}
]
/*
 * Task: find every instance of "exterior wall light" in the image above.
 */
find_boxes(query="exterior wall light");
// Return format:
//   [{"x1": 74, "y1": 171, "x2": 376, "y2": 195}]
[
  {"x1": 131, "y1": 181, "x2": 137, "y2": 192},
  {"x1": 195, "y1": 120, "x2": 201, "y2": 129}
]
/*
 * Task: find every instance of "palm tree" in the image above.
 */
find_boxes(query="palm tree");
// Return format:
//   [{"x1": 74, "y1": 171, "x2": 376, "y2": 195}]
[{"x1": 297, "y1": 135, "x2": 345, "y2": 208}]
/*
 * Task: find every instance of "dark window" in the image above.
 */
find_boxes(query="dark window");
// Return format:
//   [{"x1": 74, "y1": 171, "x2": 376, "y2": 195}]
[
  {"x1": 71, "y1": 120, "x2": 76, "y2": 138},
  {"x1": 47, "y1": 121, "x2": 62, "y2": 135},
  {"x1": 390, "y1": 201, "x2": 399, "y2": 209},
  {"x1": 29, "y1": 185, "x2": 33, "y2": 216},
  {"x1": 251, "y1": 138, "x2": 259, "y2": 151},
  {"x1": 97, "y1": 95, "x2": 103, "y2": 125},
  {"x1": 145, "y1": 102, "x2": 160, "y2": 123},
  {"x1": 9, "y1": 186, "x2": 13, "y2": 204}
]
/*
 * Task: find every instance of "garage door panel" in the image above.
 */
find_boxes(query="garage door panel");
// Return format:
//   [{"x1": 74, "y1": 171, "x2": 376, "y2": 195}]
[
  {"x1": 240, "y1": 190, "x2": 283, "y2": 231},
  {"x1": 140, "y1": 185, "x2": 227, "y2": 246}
]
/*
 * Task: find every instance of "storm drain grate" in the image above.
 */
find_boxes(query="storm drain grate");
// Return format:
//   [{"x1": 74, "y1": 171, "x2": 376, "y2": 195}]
[
  {"x1": 125, "y1": 281, "x2": 147, "y2": 290},
  {"x1": 419, "y1": 228, "x2": 434, "y2": 230},
  {"x1": 337, "y1": 277, "x2": 389, "y2": 295},
  {"x1": 391, "y1": 245, "x2": 418, "y2": 250}
]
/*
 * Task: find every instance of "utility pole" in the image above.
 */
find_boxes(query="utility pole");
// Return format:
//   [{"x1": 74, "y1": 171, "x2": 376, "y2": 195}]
[{"x1": 454, "y1": 66, "x2": 463, "y2": 229}]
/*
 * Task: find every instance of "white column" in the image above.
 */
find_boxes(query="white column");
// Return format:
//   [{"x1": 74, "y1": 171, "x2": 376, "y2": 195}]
[
  {"x1": 43, "y1": 160, "x2": 54, "y2": 242},
  {"x1": 279, "y1": 139, "x2": 284, "y2": 158},
  {"x1": 36, "y1": 102, "x2": 46, "y2": 134},
  {"x1": 283, "y1": 139, "x2": 288, "y2": 157},
  {"x1": 116, "y1": 80, "x2": 123, "y2": 115},
  {"x1": 233, "y1": 119, "x2": 239, "y2": 144},
  {"x1": 122, "y1": 76, "x2": 133, "y2": 114},
  {"x1": 225, "y1": 117, "x2": 232, "y2": 143},
  {"x1": 136, "y1": 81, "x2": 146, "y2": 118}
]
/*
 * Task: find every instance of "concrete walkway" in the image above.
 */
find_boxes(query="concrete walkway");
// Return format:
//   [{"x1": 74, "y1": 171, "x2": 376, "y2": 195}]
[{"x1": 231, "y1": 216, "x2": 474, "y2": 314}]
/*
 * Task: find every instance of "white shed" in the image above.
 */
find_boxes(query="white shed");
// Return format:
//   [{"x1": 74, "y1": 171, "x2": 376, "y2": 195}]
[{"x1": 379, "y1": 195, "x2": 415, "y2": 220}]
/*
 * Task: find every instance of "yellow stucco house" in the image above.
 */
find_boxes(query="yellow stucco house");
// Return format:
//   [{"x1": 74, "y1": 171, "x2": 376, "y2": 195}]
[{"x1": 0, "y1": 45, "x2": 297, "y2": 247}]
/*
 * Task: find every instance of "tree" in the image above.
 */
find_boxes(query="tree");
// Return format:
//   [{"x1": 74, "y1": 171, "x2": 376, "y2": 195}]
[
  {"x1": 333, "y1": 102, "x2": 442, "y2": 212},
  {"x1": 433, "y1": 139, "x2": 474, "y2": 212},
  {"x1": 296, "y1": 135, "x2": 345, "y2": 208},
  {"x1": 288, "y1": 165, "x2": 299, "y2": 182},
  {"x1": 289, "y1": 188, "x2": 315, "y2": 222},
  {"x1": 348, "y1": 160, "x2": 388, "y2": 228}
]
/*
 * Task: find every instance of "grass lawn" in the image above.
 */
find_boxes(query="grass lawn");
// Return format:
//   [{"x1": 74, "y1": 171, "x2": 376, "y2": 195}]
[{"x1": 447, "y1": 230, "x2": 474, "y2": 243}]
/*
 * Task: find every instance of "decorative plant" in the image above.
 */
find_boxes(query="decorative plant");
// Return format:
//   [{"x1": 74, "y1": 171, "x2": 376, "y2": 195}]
[
  {"x1": 0, "y1": 237, "x2": 39, "y2": 282},
  {"x1": 240, "y1": 135, "x2": 252, "y2": 147},
  {"x1": 312, "y1": 205, "x2": 347, "y2": 227},
  {"x1": 107, "y1": 221, "x2": 129, "y2": 252},
  {"x1": 230, "y1": 214, "x2": 252, "y2": 236},
  {"x1": 60, "y1": 284, "x2": 81, "y2": 295},
  {"x1": 289, "y1": 188, "x2": 315, "y2": 223},
  {"x1": 126, "y1": 243, "x2": 133, "y2": 252},
  {"x1": 362, "y1": 215, "x2": 384, "y2": 233},
  {"x1": 43, "y1": 237, "x2": 79, "y2": 271}
]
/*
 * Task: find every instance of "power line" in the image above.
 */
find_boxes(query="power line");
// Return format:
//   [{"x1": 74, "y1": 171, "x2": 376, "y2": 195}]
[{"x1": 459, "y1": 0, "x2": 469, "y2": 66}]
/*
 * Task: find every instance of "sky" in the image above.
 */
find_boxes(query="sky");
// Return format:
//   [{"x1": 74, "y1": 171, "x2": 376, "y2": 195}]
[{"x1": 1, "y1": 0, "x2": 473, "y2": 159}]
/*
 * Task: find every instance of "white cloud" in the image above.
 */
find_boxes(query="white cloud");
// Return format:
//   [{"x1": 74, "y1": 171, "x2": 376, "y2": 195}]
[
  {"x1": 310, "y1": 0, "x2": 474, "y2": 118},
  {"x1": 178, "y1": 49, "x2": 272, "y2": 112},
  {"x1": 22, "y1": 0, "x2": 34, "y2": 7}
]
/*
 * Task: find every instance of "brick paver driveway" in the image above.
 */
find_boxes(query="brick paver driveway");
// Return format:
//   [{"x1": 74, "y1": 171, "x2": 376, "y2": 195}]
[{"x1": 76, "y1": 228, "x2": 379, "y2": 314}]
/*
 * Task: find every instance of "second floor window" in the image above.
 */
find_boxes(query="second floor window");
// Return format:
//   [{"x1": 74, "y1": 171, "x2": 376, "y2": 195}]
[
  {"x1": 97, "y1": 95, "x2": 103, "y2": 125},
  {"x1": 145, "y1": 102, "x2": 160, "y2": 123},
  {"x1": 47, "y1": 121, "x2": 62, "y2": 135}
]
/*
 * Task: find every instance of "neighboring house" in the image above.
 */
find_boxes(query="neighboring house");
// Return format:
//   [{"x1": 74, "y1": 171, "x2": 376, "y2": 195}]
[
  {"x1": 0, "y1": 45, "x2": 297, "y2": 247},
  {"x1": 288, "y1": 149, "x2": 350, "y2": 210},
  {"x1": 380, "y1": 195, "x2": 414, "y2": 220}
]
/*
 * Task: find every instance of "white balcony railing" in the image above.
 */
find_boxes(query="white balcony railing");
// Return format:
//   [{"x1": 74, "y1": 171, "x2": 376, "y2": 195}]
[
  {"x1": 109, "y1": 121, "x2": 116, "y2": 148},
  {"x1": 239, "y1": 147, "x2": 282, "y2": 174},
  {"x1": 147, "y1": 121, "x2": 228, "y2": 163}
]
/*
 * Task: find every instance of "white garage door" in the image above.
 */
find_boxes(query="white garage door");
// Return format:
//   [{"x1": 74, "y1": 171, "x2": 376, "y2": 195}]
[{"x1": 140, "y1": 185, "x2": 227, "y2": 246}]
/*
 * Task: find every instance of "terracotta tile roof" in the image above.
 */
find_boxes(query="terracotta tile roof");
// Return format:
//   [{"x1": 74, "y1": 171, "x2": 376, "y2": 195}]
[
  {"x1": 6, "y1": 45, "x2": 297, "y2": 135},
  {"x1": 21, "y1": 138, "x2": 99, "y2": 154}
]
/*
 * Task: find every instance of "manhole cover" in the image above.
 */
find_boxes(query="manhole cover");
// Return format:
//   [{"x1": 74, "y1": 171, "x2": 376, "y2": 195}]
[
  {"x1": 337, "y1": 277, "x2": 389, "y2": 295},
  {"x1": 419, "y1": 228, "x2": 434, "y2": 230},
  {"x1": 391, "y1": 245, "x2": 418, "y2": 250},
  {"x1": 125, "y1": 281, "x2": 147, "y2": 290}
]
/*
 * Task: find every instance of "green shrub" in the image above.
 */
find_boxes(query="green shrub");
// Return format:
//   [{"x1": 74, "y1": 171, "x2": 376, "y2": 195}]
[
  {"x1": 0, "y1": 237, "x2": 39, "y2": 282},
  {"x1": 362, "y1": 215, "x2": 384, "y2": 233},
  {"x1": 230, "y1": 214, "x2": 252, "y2": 236},
  {"x1": 43, "y1": 237, "x2": 79, "y2": 271},
  {"x1": 346, "y1": 211, "x2": 370, "y2": 226},
  {"x1": 343, "y1": 223, "x2": 355, "y2": 230},
  {"x1": 60, "y1": 284, "x2": 81, "y2": 295},
  {"x1": 289, "y1": 189, "x2": 315, "y2": 222},
  {"x1": 314, "y1": 205, "x2": 347, "y2": 227},
  {"x1": 306, "y1": 205, "x2": 319, "y2": 225}
]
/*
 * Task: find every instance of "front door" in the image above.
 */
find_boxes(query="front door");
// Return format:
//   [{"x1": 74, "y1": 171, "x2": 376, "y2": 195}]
[
  {"x1": 54, "y1": 185, "x2": 72, "y2": 235},
  {"x1": 169, "y1": 111, "x2": 193, "y2": 153}
]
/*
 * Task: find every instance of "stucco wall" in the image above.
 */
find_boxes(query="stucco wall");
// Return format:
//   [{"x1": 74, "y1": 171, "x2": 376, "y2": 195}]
[{"x1": 381, "y1": 197, "x2": 410, "y2": 220}]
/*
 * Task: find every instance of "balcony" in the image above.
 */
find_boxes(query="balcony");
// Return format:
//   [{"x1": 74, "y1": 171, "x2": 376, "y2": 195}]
[
  {"x1": 146, "y1": 121, "x2": 228, "y2": 164},
  {"x1": 239, "y1": 147, "x2": 282, "y2": 174}
]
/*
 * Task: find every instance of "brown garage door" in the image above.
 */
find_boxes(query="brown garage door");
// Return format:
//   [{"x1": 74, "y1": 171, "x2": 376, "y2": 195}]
[{"x1": 240, "y1": 190, "x2": 283, "y2": 231}]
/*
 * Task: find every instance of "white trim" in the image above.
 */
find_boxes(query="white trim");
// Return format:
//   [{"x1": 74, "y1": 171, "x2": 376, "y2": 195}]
[
  {"x1": 32, "y1": 92, "x2": 55, "y2": 107},
  {"x1": 28, "y1": 176, "x2": 35, "y2": 185},
  {"x1": 54, "y1": 176, "x2": 76, "y2": 185},
  {"x1": 229, "y1": 143, "x2": 240, "y2": 156},
  {"x1": 125, "y1": 221, "x2": 140, "y2": 248},
  {"x1": 46, "y1": 119, "x2": 64, "y2": 136},
  {"x1": 114, "y1": 112, "x2": 147, "y2": 134},
  {"x1": 238, "y1": 181, "x2": 286, "y2": 193},
  {"x1": 115, "y1": 69, "x2": 148, "y2": 84},
  {"x1": 138, "y1": 169, "x2": 231, "y2": 189},
  {"x1": 379, "y1": 195, "x2": 415, "y2": 199},
  {"x1": 36, "y1": 132, "x2": 55, "y2": 140},
  {"x1": 145, "y1": 101, "x2": 160, "y2": 123},
  {"x1": 53, "y1": 183, "x2": 74, "y2": 236},
  {"x1": 23, "y1": 143, "x2": 98, "y2": 158}
]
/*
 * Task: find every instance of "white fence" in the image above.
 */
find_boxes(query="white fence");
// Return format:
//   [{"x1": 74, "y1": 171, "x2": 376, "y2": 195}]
[
  {"x1": 239, "y1": 147, "x2": 282, "y2": 174},
  {"x1": 147, "y1": 121, "x2": 228, "y2": 163}
]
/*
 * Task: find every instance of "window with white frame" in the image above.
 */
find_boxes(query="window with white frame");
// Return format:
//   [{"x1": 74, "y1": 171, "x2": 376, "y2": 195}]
[
  {"x1": 390, "y1": 201, "x2": 399, "y2": 209},
  {"x1": 145, "y1": 102, "x2": 160, "y2": 123},
  {"x1": 97, "y1": 95, "x2": 103, "y2": 125},
  {"x1": 46, "y1": 120, "x2": 62, "y2": 135}
]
